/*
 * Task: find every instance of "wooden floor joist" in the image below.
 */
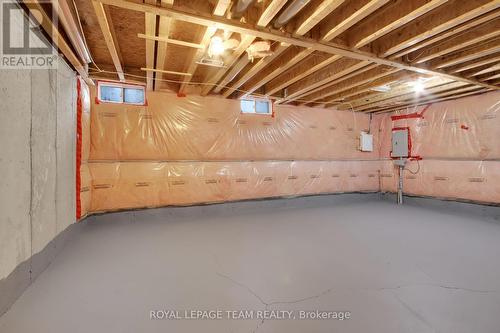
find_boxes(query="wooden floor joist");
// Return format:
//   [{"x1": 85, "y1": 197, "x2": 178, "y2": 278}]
[
  {"x1": 319, "y1": 0, "x2": 391, "y2": 42},
  {"x1": 318, "y1": 71, "x2": 415, "y2": 107},
  {"x1": 92, "y1": 0, "x2": 124, "y2": 81},
  {"x1": 352, "y1": 81, "x2": 470, "y2": 112},
  {"x1": 393, "y1": 9, "x2": 500, "y2": 59},
  {"x1": 94, "y1": 0, "x2": 498, "y2": 94},
  {"x1": 236, "y1": 48, "x2": 313, "y2": 98},
  {"x1": 221, "y1": 43, "x2": 289, "y2": 97},
  {"x1": 374, "y1": 0, "x2": 500, "y2": 57},
  {"x1": 450, "y1": 54, "x2": 500, "y2": 73},
  {"x1": 276, "y1": 59, "x2": 372, "y2": 103},
  {"x1": 178, "y1": 0, "x2": 230, "y2": 93},
  {"x1": 346, "y1": 0, "x2": 449, "y2": 49},
  {"x1": 370, "y1": 87, "x2": 489, "y2": 113},
  {"x1": 24, "y1": 0, "x2": 92, "y2": 85},
  {"x1": 302, "y1": 66, "x2": 399, "y2": 104},
  {"x1": 264, "y1": 54, "x2": 342, "y2": 97},
  {"x1": 411, "y1": 19, "x2": 500, "y2": 64}
]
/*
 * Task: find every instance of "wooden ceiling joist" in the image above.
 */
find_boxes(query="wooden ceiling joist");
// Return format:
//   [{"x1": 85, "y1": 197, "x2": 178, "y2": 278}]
[
  {"x1": 24, "y1": 0, "x2": 92, "y2": 85},
  {"x1": 200, "y1": 35, "x2": 256, "y2": 96},
  {"x1": 303, "y1": 66, "x2": 400, "y2": 105},
  {"x1": 276, "y1": 58, "x2": 372, "y2": 103},
  {"x1": 294, "y1": 0, "x2": 347, "y2": 36},
  {"x1": 95, "y1": 0, "x2": 498, "y2": 93},
  {"x1": 266, "y1": 0, "x2": 389, "y2": 101},
  {"x1": 202, "y1": 0, "x2": 288, "y2": 96},
  {"x1": 411, "y1": 19, "x2": 500, "y2": 64},
  {"x1": 257, "y1": 0, "x2": 289, "y2": 27},
  {"x1": 337, "y1": 77, "x2": 455, "y2": 110},
  {"x1": 318, "y1": 71, "x2": 414, "y2": 107},
  {"x1": 212, "y1": 55, "x2": 251, "y2": 94},
  {"x1": 153, "y1": 0, "x2": 174, "y2": 91},
  {"x1": 369, "y1": 87, "x2": 489, "y2": 113},
  {"x1": 236, "y1": 48, "x2": 313, "y2": 98},
  {"x1": 346, "y1": 0, "x2": 449, "y2": 49},
  {"x1": 264, "y1": 54, "x2": 342, "y2": 97},
  {"x1": 374, "y1": 0, "x2": 500, "y2": 58},
  {"x1": 178, "y1": 0, "x2": 230, "y2": 93},
  {"x1": 471, "y1": 63, "x2": 500, "y2": 76},
  {"x1": 319, "y1": 0, "x2": 391, "y2": 42},
  {"x1": 432, "y1": 39, "x2": 500, "y2": 69},
  {"x1": 144, "y1": 0, "x2": 157, "y2": 90},
  {"x1": 450, "y1": 54, "x2": 500, "y2": 73},
  {"x1": 392, "y1": 9, "x2": 500, "y2": 59},
  {"x1": 219, "y1": 0, "x2": 343, "y2": 98},
  {"x1": 221, "y1": 43, "x2": 289, "y2": 97},
  {"x1": 92, "y1": 0, "x2": 124, "y2": 81},
  {"x1": 351, "y1": 81, "x2": 470, "y2": 112}
]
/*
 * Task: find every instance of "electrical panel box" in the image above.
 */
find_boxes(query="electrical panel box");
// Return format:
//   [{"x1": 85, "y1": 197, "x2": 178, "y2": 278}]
[
  {"x1": 359, "y1": 132, "x2": 373, "y2": 152},
  {"x1": 392, "y1": 128, "x2": 409, "y2": 158}
]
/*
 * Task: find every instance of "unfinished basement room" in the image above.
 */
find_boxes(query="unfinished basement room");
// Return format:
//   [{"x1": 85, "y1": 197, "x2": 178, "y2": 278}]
[{"x1": 1, "y1": 0, "x2": 500, "y2": 332}]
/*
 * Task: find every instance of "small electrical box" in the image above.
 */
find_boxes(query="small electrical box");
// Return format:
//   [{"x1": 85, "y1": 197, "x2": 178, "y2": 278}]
[
  {"x1": 392, "y1": 128, "x2": 410, "y2": 158},
  {"x1": 359, "y1": 132, "x2": 373, "y2": 152}
]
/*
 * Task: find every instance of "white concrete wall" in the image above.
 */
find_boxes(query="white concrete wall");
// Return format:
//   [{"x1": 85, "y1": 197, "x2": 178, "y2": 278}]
[{"x1": 0, "y1": 58, "x2": 76, "y2": 280}]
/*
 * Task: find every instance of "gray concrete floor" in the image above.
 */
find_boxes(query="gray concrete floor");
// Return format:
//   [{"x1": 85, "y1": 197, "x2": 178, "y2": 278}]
[{"x1": 1, "y1": 195, "x2": 500, "y2": 333}]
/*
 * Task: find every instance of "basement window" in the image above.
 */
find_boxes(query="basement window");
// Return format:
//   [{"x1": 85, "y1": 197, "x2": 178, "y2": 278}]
[
  {"x1": 97, "y1": 81, "x2": 145, "y2": 105},
  {"x1": 240, "y1": 98, "x2": 272, "y2": 115}
]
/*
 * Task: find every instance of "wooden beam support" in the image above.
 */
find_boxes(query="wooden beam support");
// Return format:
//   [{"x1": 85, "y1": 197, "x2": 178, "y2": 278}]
[
  {"x1": 450, "y1": 54, "x2": 500, "y2": 73},
  {"x1": 369, "y1": 87, "x2": 489, "y2": 113},
  {"x1": 221, "y1": 43, "x2": 289, "y2": 97},
  {"x1": 95, "y1": 0, "x2": 499, "y2": 91},
  {"x1": 471, "y1": 63, "x2": 500, "y2": 76},
  {"x1": 346, "y1": 0, "x2": 449, "y2": 49},
  {"x1": 92, "y1": 0, "x2": 124, "y2": 81},
  {"x1": 410, "y1": 20, "x2": 500, "y2": 64},
  {"x1": 144, "y1": 0, "x2": 157, "y2": 90},
  {"x1": 391, "y1": 9, "x2": 500, "y2": 59},
  {"x1": 315, "y1": 67, "x2": 403, "y2": 104},
  {"x1": 351, "y1": 80, "x2": 469, "y2": 112},
  {"x1": 200, "y1": 35, "x2": 256, "y2": 95},
  {"x1": 265, "y1": 54, "x2": 342, "y2": 96},
  {"x1": 154, "y1": 0, "x2": 174, "y2": 91},
  {"x1": 237, "y1": 48, "x2": 314, "y2": 98},
  {"x1": 319, "y1": 71, "x2": 416, "y2": 107},
  {"x1": 319, "y1": 0, "x2": 391, "y2": 42},
  {"x1": 257, "y1": 0, "x2": 289, "y2": 27},
  {"x1": 294, "y1": 0, "x2": 347, "y2": 35},
  {"x1": 277, "y1": 58, "x2": 372, "y2": 103},
  {"x1": 374, "y1": 0, "x2": 500, "y2": 57},
  {"x1": 337, "y1": 76, "x2": 455, "y2": 110},
  {"x1": 213, "y1": 55, "x2": 251, "y2": 94},
  {"x1": 138, "y1": 33, "x2": 204, "y2": 49},
  {"x1": 431, "y1": 39, "x2": 500, "y2": 69},
  {"x1": 24, "y1": 0, "x2": 92, "y2": 85},
  {"x1": 202, "y1": 0, "x2": 289, "y2": 95},
  {"x1": 141, "y1": 67, "x2": 192, "y2": 76},
  {"x1": 179, "y1": 0, "x2": 230, "y2": 93}
]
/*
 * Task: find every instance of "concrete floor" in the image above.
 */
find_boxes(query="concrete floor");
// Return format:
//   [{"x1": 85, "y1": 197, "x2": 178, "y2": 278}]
[{"x1": 1, "y1": 194, "x2": 500, "y2": 333}]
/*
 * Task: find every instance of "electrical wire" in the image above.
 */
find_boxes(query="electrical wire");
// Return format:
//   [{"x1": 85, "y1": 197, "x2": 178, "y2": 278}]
[
  {"x1": 405, "y1": 159, "x2": 420, "y2": 174},
  {"x1": 88, "y1": 67, "x2": 354, "y2": 105}
]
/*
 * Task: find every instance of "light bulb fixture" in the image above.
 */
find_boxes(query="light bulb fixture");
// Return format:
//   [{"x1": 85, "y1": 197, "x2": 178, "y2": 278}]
[
  {"x1": 409, "y1": 79, "x2": 425, "y2": 94},
  {"x1": 208, "y1": 36, "x2": 225, "y2": 58}
]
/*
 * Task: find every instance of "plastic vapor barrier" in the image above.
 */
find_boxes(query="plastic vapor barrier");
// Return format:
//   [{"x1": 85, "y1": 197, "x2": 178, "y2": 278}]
[
  {"x1": 377, "y1": 91, "x2": 500, "y2": 204},
  {"x1": 86, "y1": 90, "x2": 382, "y2": 212},
  {"x1": 80, "y1": 86, "x2": 499, "y2": 215}
]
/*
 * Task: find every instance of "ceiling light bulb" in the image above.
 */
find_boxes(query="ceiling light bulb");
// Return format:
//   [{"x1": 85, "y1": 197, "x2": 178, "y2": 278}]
[
  {"x1": 412, "y1": 80, "x2": 425, "y2": 94},
  {"x1": 209, "y1": 36, "x2": 225, "y2": 57}
]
